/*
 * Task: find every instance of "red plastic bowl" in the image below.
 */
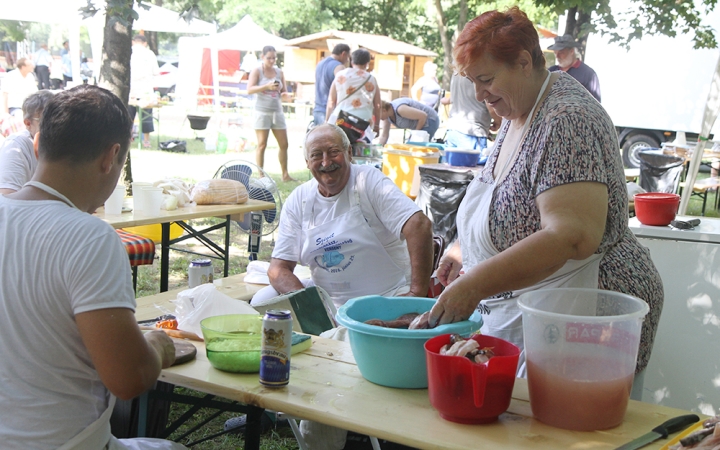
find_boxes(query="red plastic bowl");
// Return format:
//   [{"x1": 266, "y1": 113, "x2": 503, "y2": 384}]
[{"x1": 634, "y1": 193, "x2": 680, "y2": 226}]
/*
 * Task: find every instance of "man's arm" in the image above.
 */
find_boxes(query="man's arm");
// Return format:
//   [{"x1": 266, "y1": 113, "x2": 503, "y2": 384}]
[
  {"x1": 396, "y1": 104, "x2": 427, "y2": 130},
  {"x1": 399, "y1": 211, "x2": 434, "y2": 297},
  {"x1": 76, "y1": 308, "x2": 175, "y2": 400},
  {"x1": 268, "y1": 257, "x2": 304, "y2": 295},
  {"x1": 378, "y1": 118, "x2": 391, "y2": 145},
  {"x1": 325, "y1": 83, "x2": 338, "y2": 122}
]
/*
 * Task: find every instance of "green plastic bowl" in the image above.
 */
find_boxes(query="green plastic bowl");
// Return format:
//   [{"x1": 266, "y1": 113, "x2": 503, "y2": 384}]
[{"x1": 200, "y1": 314, "x2": 263, "y2": 373}]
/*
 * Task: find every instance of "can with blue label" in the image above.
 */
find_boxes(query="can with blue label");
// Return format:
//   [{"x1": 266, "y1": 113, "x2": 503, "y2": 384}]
[{"x1": 260, "y1": 309, "x2": 293, "y2": 387}]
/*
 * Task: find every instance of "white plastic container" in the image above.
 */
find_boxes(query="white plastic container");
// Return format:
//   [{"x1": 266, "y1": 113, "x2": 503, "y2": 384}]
[{"x1": 518, "y1": 288, "x2": 649, "y2": 431}]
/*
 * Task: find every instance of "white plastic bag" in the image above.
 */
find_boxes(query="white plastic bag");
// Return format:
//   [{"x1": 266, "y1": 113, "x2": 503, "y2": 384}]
[{"x1": 172, "y1": 284, "x2": 258, "y2": 337}]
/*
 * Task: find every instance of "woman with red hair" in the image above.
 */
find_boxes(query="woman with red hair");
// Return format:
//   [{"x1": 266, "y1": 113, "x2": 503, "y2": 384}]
[{"x1": 427, "y1": 8, "x2": 662, "y2": 390}]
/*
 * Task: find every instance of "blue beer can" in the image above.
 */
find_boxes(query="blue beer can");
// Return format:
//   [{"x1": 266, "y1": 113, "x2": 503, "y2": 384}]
[{"x1": 260, "y1": 309, "x2": 293, "y2": 387}]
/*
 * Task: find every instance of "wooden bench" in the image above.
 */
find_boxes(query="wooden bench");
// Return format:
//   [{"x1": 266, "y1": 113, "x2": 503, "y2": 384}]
[{"x1": 679, "y1": 176, "x2": 720, "y2": 215}]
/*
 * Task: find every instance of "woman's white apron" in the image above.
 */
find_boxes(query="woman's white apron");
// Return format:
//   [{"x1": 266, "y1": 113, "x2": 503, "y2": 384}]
[
  {"x1": 300, "y1": 186, "x2": 407, "y2": 307},
  {"x1": 456, "y1": 73, "x2": 603, "y2": 376}
]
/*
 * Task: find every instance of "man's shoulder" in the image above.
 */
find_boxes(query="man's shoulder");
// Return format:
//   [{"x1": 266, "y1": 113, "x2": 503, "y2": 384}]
[{"x1": 0, "y1": 130, "x2": 32, "y2": 150}]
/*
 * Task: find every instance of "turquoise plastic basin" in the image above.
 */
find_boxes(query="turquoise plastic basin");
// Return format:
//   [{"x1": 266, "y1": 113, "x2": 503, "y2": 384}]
[{"x1": 336, "y1": 295, "x2": 482, "y2": 388}]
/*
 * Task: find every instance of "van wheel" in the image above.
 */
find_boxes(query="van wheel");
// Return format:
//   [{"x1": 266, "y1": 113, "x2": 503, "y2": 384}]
[{"x1": 622, "y1": 133, "x2": 660, "y2": 168}]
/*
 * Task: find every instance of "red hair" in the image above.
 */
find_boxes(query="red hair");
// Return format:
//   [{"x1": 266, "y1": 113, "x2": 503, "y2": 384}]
[{"x1": 454, "y1": 7, "x2": 545, "y2": 75}]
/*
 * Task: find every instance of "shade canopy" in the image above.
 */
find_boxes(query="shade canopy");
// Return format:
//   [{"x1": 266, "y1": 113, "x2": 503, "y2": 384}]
[{"x1": 175, "y1": 15, "x2": 288, "y2": 109}]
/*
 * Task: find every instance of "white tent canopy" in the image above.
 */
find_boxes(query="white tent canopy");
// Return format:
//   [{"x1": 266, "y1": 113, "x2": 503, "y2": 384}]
[
  {"x1": 0, "y1": 0, "x2": 214, "y2": 89},
  {"x1": 175, "y1": 15, "x2": 288, "y2": 109}
]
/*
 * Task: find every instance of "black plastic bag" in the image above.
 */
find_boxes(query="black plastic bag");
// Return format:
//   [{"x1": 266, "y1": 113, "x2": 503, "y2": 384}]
[
  {"x1": 638, "y1": 149, "x2": 684, "y2": 193},
  {"x1": 159, "y1": 140, "x2": 187, "y2": 153},
  {"x1": 415, "y1": 166, "x2": 476, "y2": 244},
  {"x1": 336, "y1": 110, "x2": 369, "y2": 142}
]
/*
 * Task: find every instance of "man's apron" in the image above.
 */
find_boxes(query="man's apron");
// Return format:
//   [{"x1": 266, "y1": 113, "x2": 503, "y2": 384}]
[
  {"x1": 300, "y1": 186, "x2": 408, "y2": 307},
  {"x1": 456, "y1": 73, "x2": 603, "y2": 376}
]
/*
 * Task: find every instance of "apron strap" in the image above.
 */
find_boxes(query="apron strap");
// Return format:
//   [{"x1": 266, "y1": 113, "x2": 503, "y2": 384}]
[{"x1": 58, "y1": 396, "x2": 116, "y2": 450}]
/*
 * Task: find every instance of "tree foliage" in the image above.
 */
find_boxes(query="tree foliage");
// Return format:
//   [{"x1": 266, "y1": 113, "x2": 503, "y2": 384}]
[{"x1": 534, "y1": 0, "x2": 718, "y2": 52}]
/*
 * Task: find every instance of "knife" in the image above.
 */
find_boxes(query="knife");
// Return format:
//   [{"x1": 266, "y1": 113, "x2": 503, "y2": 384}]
[{"x1": 615, "y1": 414, "x2": 700, "y2": 450}]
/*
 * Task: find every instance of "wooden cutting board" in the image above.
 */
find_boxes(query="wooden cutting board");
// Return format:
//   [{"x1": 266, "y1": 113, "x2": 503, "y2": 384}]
[{"x1": 172, "y1": 338, "x2": 197, "y2": 366}]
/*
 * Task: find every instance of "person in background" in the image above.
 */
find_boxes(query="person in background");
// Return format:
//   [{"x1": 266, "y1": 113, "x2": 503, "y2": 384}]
[
  {"x1": 32, "y1": 43, "x2": 53, "y2": 90},
  {"x1": 61, "y1": 42, "x2": 73, "y2": 85},
  {"x1": 427, "y1": 8, "x2": 661, "y2": 399},
  {"x1": 247, "y1": 45, "x2": 295, "y2": 182},
  {"x1": 128, "y1": 34, "x2": 160, "y2": 148},
  {"x1": 49, "y1": 55, "x2": 64, "y2": 89},
  {"x1": 313, "y1": 43, "x2": 350, "y2": 127},
  {"x1": 441, "y1": 73, "x2": 501, "y2": 151},
  {"x1": 410, "y1": 61, "x2": 442, "y2": 110},
  {"x1": 0, "y1": 90, "x2": 54, "y2": 194},
  {"x1": 326, "y1": 48, "x2": 381, "y2": 142},
  {"x1": 253, "y1": 123, "x2": 433, "y2": 309},
  {"x1": 0, "y1": 84, "x2": 185, "y2": 449},
  {"x1": 2, "y1": 58, "x2": 37, "y2": 115},
  {"x1": 548, "y1": 34, "x2": 601, "y2": 102},
  {"x1": 378, "y1": 98, "x2": 440, "y2": 145}
]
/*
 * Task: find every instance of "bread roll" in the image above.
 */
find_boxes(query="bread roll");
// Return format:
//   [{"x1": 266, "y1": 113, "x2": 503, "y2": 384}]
[{"x1": 191, "y1": 179, "x2": 249, "y2": 205}]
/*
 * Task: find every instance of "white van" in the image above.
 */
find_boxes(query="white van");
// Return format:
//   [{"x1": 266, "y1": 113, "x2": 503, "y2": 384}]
[{"x1": 584, "y1": 9, "x2": 720, "y2": 167}]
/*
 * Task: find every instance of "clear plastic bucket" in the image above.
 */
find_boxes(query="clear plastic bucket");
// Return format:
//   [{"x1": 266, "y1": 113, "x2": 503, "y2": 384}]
[{"x1": 517, "y1": 288, "x2": 649, "y2": 431}]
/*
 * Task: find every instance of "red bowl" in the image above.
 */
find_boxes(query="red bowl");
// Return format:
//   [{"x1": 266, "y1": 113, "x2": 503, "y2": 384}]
[{"x1": 634, "y1": 193, "x2": 680, "y2": 226}]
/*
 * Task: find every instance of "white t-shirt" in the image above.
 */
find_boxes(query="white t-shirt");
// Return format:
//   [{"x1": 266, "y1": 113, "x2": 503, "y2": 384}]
[
  {"x1": 273, "y1": 165, "x2": 420, "y2": 287},
  {"x1": 130, "y1": 44, "x2": 160, "y2": 99},
  {"x1": 0, "y1": 130, "x2": 35, "y2": 191},
  {"x1": 0, "y1": 196, "x2": 135, "y2": 449},
  {"x1": 1, "y1": 69, "x2": 38, "y2": 109}
]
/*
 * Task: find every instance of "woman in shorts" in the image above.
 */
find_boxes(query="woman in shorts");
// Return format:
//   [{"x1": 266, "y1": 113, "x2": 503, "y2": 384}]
[{"x1": 247, "y1": 45, "x2": 294, "y2": 181}]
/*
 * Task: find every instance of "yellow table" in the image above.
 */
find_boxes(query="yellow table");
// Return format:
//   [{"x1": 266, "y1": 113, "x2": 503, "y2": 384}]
[
  {"x1": 155, "y1": 337, "x2": 706, "y2": 450},
  {"x1": 98, "y1": 200, "x2": 275, "y2": 291}
]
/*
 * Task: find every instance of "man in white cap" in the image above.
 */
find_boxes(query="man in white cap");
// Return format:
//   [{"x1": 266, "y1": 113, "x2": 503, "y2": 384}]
[{"x1": 548, "y1": 34, "x2": 601, "y2": 102}]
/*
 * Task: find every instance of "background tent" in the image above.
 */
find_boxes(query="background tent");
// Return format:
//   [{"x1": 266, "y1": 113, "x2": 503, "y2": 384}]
[
  {"x1": 0, "y1": 0, "x2": 213, "y2": 90},
  {"x1": 175, "y1": 15, "x2": 288, "y2": 109}
]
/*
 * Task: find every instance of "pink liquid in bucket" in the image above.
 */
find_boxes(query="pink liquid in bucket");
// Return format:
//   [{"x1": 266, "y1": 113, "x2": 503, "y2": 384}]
[{"x1": 425, "y1": 334, "x2": 520, "y2": 424}]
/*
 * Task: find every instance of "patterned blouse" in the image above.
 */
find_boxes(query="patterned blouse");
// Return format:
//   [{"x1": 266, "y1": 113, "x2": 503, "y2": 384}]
[{"x1": 479, "y1": 73, "x2": 663, "y2": 372}]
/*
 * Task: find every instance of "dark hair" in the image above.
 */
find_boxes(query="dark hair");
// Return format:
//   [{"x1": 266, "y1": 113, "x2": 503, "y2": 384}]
[
  {"x1": 454, "y1": 7, "x2": 545, "y2": 75},
  {"x1": 22, "y1": 90, "x2": 54, "y2": 121},
  {"x1": 351, "y1": 49, "x2": 371, "y2": 66},
  {"x1": 38, "y1": 85, "x2": 132, "y2": 164},
  {"x1": 332, "y1": 44, "x2": 350, "y2": 55},
  {"x1": 262, "y1": 46, "x2": 276, "y2": 55},
  {"x1": 133, "y1": 34, "x2": 147, "y2": 43}
]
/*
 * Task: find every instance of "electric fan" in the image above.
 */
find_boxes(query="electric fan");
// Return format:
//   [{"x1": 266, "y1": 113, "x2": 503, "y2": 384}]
[{"x1": 213, "y1": 161, "x2": 283, "y2": 259}]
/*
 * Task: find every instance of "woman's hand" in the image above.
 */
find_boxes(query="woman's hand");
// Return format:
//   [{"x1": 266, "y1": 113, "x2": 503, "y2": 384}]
[
  {"x1": 266, "y1": 81, "x2": 280, "y2": 91},
  {"x1": 428, "y1": 278, "x2": 479, "y2": 327},
  {"x1": 436, "y1": 241, "x2": 463, "y2": 287}
]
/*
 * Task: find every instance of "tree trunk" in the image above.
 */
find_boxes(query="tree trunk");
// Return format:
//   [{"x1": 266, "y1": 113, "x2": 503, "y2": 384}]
[
  {"x1": 97, "y1": 6, "x2": 134, "y2": 192},
  {"x1": 433, "y1": 0, "x2": 452, "y2": 89},
  {"x1": 563, "y1": 7, "x2": 592, "y2": 60}
]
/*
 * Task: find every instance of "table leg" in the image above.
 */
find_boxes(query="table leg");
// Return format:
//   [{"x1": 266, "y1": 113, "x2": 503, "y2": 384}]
[
  {"x1": 137, "y1": 391, "x2": 149, "y2": 437},
  {"x1": 137, "y1": 107, "x2": 143, "y2": 150},
  {"x1": 244, "y1": 407, "x2": 264, "y2": 450},
  {"x1": 224, "y1": 215, "x2": 231, "y2": 277},
  {"x1": 161, "y1": 222, "x2": 170, "y2": 292}
]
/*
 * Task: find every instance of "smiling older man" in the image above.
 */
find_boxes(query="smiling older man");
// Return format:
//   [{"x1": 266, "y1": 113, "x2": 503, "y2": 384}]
[{"x1": 252, "y1": 123, "x2": 433, "y2": 310}]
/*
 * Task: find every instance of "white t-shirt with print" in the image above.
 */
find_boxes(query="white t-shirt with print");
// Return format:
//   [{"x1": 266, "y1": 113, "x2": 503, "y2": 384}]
[
  {"x1": 273, "y1": 164, "x2": 420, "y2": 288},
  {"x1": 0, "y1": 196, "x2": 135, "y2": 449}
]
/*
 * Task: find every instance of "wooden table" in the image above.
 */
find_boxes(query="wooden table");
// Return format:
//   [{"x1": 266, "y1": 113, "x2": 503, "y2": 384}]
[
  {"x1": 98, "y1": 200, "x2": 275, "y2": 291},
  {"x1": 155, "y1": 337, "x2": 706, "y2": 450}
]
